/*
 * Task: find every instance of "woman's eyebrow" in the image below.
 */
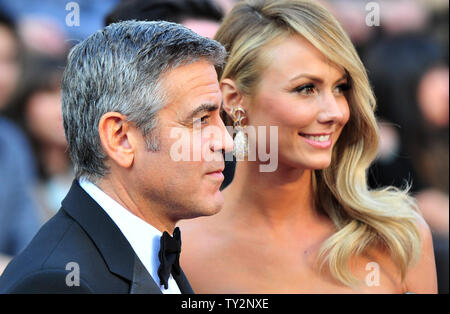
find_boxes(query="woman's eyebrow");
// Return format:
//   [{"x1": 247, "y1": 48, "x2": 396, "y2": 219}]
[{"x1": 289, "y1": 73, "x2": 348, "y2": 84}]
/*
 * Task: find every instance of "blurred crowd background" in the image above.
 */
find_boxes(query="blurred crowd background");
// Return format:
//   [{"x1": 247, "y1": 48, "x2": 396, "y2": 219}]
[{"x1": 0, "y1": 0, "x2": 448, "y2": 293}]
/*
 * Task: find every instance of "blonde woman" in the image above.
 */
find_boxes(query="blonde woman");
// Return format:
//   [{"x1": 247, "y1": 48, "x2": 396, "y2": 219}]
[{"x1": 178, "y1": 0, "x2": 437, "y2": 293}]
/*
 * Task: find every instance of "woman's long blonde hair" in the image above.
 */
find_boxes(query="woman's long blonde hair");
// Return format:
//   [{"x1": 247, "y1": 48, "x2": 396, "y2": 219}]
[{"x1": 215, "y1": 0, "x2": 422, "y2": 287}]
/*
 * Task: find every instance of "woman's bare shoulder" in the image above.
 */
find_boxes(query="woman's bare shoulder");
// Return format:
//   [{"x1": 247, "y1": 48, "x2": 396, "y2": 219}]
[
  {"x1": 178, "y1": 214, "x2": 223, "y2": 240},
  {"x1": 360, "y1": 213, "x2": 437, "y2": 293},
  {"x1": 402, "y1": 213, "x2": 438, "y2": 293},
  {"x1": 177, "y1": 213, "x2": 232, "y2": 260}
]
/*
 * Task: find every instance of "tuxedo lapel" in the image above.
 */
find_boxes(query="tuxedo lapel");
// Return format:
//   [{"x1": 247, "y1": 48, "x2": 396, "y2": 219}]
[
  {"x1": 130, "y1": 258, "x2": 193, "y2": 294},
  {"x1": 130, "y1": 255, "x2": 162, "y2": 294},
  {"x1": 173, "y1": 269, "x2": 194, "y2": 294},
  {"x1": 62, "y1": 180, "x2": 135, "y2": 283}
]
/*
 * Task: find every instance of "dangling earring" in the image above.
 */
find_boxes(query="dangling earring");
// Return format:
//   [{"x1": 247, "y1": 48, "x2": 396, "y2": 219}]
[{"x1": 230, "y1": 106, "x2": 248, "y2": 160}]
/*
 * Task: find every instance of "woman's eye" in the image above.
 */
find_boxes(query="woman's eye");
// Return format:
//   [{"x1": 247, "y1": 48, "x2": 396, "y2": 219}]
[
  {"x1": 294, "y1": 84, "x2": 317, "y2": 95},
  {"x1": 334, "y1": 83, "x2": 350, "y2": 94}
]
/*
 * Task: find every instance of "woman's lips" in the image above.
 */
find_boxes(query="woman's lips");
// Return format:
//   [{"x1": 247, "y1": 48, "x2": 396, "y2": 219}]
[{"x1": 298, "y1": 132, "x2": 332, "y2": 149}]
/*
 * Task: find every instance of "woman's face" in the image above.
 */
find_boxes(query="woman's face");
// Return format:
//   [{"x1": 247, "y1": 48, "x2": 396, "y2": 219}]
[
  {"x1": 26, "y1": 86, "x2": 67, "y2": 147},
  {"x1": 0, "y1": 25, "x2": 19, "y2": 110},
  {"x1": 246, "y1": 34, "x2": 350, "y2": 170}
]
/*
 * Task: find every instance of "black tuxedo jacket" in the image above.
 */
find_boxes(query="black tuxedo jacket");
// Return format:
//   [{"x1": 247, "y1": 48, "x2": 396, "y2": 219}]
[{"x1": 0, "y1": 180, "x2": 194, "y2": 294}]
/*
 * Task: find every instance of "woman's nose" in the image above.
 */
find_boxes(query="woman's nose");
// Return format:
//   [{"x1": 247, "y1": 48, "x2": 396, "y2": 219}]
[{"x1": 317, "y1": 93, "x2": 348, "y2": 125}]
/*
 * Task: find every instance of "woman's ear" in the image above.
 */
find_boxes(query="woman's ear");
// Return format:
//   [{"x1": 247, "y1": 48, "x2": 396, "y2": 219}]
[{"x1": 220, "y1": 78, "x2": 245, "y2": 118}]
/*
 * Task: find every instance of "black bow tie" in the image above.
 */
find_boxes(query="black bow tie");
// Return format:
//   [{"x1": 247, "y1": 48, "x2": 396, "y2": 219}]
[{"x1": 158, "y1": 227, "x2": 181, "y2": 289}]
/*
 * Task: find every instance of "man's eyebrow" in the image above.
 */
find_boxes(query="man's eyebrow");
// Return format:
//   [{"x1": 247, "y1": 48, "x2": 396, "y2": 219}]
[{"x1": 181, "y1": 103, "x2": 219, "y2": 124}]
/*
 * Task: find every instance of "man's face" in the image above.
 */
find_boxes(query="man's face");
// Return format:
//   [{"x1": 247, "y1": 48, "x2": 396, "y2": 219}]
[{"x1": 130, "y1": 60, "x2": 233, "y2": 223}]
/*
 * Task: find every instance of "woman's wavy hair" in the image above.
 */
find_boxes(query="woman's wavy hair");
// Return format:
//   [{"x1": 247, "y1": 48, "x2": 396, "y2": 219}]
[{"x1": 215, "y1": 0, "x2": 422, "y2": 287}]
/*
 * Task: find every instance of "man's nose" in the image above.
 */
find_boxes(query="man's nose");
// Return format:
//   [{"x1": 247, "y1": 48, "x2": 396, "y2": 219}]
[{"x1": 209, "y1": 120, "x2": 234, "y2": 154}]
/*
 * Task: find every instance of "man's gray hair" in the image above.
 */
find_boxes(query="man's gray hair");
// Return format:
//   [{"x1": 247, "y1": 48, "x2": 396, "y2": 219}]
[{"x1": 62, "y1": 20, "x2": 226, "y2": 182}]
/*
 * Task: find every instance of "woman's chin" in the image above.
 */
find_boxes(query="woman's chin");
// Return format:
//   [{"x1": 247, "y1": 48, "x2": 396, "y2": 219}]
[
  {"x1": 311, "y1": 158, "x2": 332, "y2": 169},
  {"x1": 281, "y1": 155, "x2": 332, "y2": 171}
]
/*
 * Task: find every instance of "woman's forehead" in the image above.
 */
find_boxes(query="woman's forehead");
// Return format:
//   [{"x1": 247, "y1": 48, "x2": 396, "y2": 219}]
[{"x1": 257, "y1": 34, "x2": 347, "y2": 82}]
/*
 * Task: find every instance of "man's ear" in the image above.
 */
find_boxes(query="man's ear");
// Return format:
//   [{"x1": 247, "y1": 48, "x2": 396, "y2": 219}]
[
  {"x1": 220, "y1": 78, "x2": 245, "y2": 118},
  {"x1": 98, "y1": 112, "x2": 135, "y2": 169}
]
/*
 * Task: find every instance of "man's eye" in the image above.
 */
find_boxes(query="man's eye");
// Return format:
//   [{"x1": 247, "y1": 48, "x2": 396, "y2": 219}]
[
  {"x1": 194, "y1": 115, "x2": 210, "y2": 127},
  {"x1": 293, "y1": 84, "x2": 317, "y2": 95},
  {"x1": 201, "y1": 115, "x2": 211, "y2": 124}
]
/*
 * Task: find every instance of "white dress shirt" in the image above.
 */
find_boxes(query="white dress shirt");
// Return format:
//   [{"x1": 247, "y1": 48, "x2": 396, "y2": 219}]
[{"x1": 79, "y1": 178, "x2": 181, "y2": 294}]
